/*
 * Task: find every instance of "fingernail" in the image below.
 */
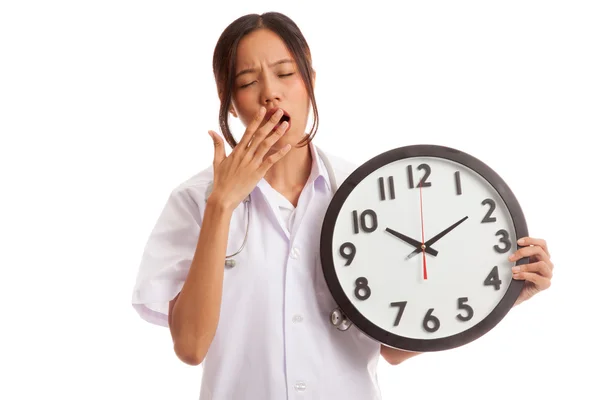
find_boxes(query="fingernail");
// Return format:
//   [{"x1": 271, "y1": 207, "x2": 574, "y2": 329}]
[
  {"x1": 518, "y1": 238, "x2": 525, "y2": 245},
  {"x1": 512, "y1": 266, "x2": 520, "y2": 272}
]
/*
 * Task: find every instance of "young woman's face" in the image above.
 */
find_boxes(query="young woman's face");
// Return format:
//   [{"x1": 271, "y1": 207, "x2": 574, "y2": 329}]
[{"x1": 231, "y1": 28, "x2": 312, "y2": 149}]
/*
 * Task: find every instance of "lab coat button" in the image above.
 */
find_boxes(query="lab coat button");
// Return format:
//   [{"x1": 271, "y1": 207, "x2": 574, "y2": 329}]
[
  {"x1": 290, "y1": 247, "x2": 300, "y2": 259},
  {"x1": 294, "y1": 381, "x2": 307, "y2": 391},
  {"x1": 292, "y1": 314, "x2": 303, "y2": 323}
]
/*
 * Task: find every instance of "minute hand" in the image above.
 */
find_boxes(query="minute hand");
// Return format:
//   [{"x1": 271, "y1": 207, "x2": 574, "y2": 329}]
[{"x1": 406, "y1": 216, "x2": 469, "y2": 259}]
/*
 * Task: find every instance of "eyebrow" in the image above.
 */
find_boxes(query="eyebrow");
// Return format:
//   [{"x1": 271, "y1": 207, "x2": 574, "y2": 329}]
[{"x1": 234, "y1": 59, "x2": 294, "y2": 79}]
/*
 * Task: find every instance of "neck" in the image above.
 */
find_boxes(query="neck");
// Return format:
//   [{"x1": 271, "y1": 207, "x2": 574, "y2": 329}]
[{"x1": 264, "y1": 141, "x2": 312, "y2": 204}]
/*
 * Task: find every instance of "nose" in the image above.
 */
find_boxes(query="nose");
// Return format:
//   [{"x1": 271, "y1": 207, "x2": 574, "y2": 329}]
[{"x1": 260, "y1": 74, "x2": 281, "y2": 105}]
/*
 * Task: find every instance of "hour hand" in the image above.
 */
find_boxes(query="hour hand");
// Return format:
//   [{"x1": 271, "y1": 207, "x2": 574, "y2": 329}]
[
  {"x1": 406, "y1": 216, "x2": 469, "y2": 260},
  {"x1": 385, "y1": 228, "x2": 438, "y2": 257}
]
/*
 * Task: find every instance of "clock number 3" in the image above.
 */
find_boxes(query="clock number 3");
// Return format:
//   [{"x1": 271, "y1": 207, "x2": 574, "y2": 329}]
[{"x1": 494, "y1": 229, "x2": 512, "y2": 253}]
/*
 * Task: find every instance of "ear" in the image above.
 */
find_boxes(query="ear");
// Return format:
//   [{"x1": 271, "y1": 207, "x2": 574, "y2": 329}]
[
  {"x1": 229, "y1": 106, "x2": 238, "y2": 118},
  {"x1": 312, "y1": 68, "x2": 317, "y2": 88}
]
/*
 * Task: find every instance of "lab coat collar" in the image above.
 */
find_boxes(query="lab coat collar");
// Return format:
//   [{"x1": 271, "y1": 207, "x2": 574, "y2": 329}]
[{"x1": 256, "y1": 139, "x2": 332, "y2": 196}]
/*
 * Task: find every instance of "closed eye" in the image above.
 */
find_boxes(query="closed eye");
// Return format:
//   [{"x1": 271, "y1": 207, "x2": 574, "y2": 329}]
[
  {"x1": 239, "y1": 73, "x2": 293, "y2": 89},
  {"x1": 240, "y1": 81, "x2": 256, "y2": 88}
]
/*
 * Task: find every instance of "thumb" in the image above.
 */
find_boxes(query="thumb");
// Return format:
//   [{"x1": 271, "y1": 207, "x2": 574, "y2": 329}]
[{"x1": 208, "y1": 130, "x2": 225, "y2": 165}]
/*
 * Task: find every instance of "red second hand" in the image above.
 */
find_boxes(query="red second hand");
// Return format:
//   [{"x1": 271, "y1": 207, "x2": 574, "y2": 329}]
[{"x1": 419, "y1": 183, "x2": 427, "y2": 280}]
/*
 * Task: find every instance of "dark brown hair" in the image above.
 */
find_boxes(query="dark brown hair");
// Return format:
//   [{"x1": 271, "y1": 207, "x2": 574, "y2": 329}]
[{"x1": 212, "y1": 12, "x2": 319, "y2": 149}]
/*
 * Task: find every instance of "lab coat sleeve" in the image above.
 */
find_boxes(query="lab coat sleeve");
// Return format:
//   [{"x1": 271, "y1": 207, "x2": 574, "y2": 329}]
[{"x1": 131, "y1": 185, "x2": 203, "y2": 327}]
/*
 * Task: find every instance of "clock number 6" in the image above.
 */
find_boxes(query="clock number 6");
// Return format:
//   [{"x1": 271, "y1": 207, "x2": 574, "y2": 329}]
[
  {"x1": 423, "y1": 308, "x2": 441, "y2": 333},
  {"x1": 354, "y1": 277, "x2": 371, "y2": 300}
]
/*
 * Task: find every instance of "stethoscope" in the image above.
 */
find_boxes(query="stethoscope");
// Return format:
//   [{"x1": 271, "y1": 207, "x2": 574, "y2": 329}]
[{"x1": 204, "y1": 147, "x2": 353, "y2": 331}]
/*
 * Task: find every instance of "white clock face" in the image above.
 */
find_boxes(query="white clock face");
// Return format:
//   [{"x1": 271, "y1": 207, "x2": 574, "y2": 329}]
[{"x1": 330, "y1": 156, "x2": 520, "y2": 343}]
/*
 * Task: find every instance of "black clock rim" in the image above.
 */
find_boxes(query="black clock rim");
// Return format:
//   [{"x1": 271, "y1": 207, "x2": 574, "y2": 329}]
[{"x1": 320, "y1": 144, "x2": 528, "y2": 352}]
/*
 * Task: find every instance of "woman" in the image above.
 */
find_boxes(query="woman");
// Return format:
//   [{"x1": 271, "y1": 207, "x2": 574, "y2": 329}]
[{"x1": 131, "y1": 11, "x2": 554, "y2": 400}]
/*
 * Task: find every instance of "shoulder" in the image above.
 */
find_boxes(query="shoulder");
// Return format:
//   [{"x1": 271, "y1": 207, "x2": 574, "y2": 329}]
[
  {"x1": 315, "y1": 144, "x2": 359, "y2": 182},
  {"x1": 166, "y1": 164, "x2": 215, "y2": 211}
]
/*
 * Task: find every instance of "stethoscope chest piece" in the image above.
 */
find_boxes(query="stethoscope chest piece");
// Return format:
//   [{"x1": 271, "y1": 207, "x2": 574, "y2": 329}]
[{"x1": 330, "y1": 307, "x2": 353, "y2": 331}]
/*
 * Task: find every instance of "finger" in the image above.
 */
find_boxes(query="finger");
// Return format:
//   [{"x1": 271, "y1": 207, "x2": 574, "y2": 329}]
[
  {"x1": 248, "y1": 108, "x2": 285, "y2": 150},
  {"x1": 512, "y1": 270, "x2": 552, "y2": 291},
  {"x1": 237, "y1": 107, "x2": 267, "y2": 150},
  {"x1": 208, "y1": 130, "x2": 226, "y2": 165},
  {"x1": 243, "y1": 109, "x2": 285, "y2": 164},
  {"x1": 253, "y1": 120, "x2": 289, "y2": 161},
  {"x1": 257, "y1": 143, "x2": 292, "y2": 175},
  {"x1": 512, "y1": 260, "x2": 553, "y2": 279},
  {"x1": 508, "y1": 244, "x2": 551, "y2": 265},
  {"x1": 517, "y1": 236, "x2": 550, "y2": 257}
]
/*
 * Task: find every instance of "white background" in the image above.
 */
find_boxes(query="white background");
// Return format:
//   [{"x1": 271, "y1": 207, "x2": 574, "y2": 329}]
[{"x1": 1, "y1": 1, "x2": 598, "y2": 399}]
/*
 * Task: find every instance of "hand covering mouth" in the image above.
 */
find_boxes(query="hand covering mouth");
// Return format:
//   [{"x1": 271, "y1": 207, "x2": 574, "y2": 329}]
[{"x1": 264, "y1": 108, "x2": 291, "y2": 131}]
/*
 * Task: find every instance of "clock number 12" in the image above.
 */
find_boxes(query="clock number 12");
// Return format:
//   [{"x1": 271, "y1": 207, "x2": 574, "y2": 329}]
[{"x1": 407, "y1": 164, "x2": 432, "y2": 188}]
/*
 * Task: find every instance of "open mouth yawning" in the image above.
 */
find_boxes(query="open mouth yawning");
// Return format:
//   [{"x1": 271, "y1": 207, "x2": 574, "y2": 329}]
[{"x1": 265, "y1": 108, "x2": 291, "y2": 132}]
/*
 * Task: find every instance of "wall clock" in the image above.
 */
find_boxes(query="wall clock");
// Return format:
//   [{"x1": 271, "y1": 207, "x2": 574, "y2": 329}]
[{"x1": 320, "y1": 144, "x2": 528, "y2": 352}]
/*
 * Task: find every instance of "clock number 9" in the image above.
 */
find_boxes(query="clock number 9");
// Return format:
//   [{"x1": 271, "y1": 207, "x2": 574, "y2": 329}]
[
  {"x1": 339, "y1": 242, "x2": 356, "y2": 266},
  {"x1": 354, "y1": 277, "x2": 371, "y2": 300}
]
